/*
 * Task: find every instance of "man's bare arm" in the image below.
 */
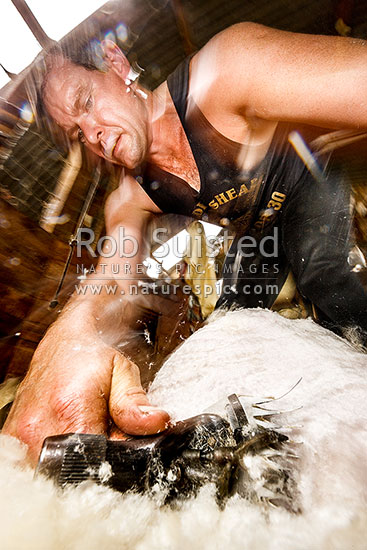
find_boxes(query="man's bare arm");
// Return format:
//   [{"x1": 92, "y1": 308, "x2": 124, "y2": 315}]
[
  {"x1": 194, "y1": 22, "x2": 367, "y2": 131},
  {"x1": 2, "y1": 175, "x2": 168, "y2": 463}
]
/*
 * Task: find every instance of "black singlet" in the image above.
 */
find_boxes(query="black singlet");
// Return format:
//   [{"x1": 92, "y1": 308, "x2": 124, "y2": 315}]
[{"x1": 140, "y1": 56, "x2": 308, "y2": 236}]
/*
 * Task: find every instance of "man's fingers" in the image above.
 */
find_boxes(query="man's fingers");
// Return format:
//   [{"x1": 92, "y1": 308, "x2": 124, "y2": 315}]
[
  {"x1": 108, "y1": 422, "x2": 128, "y2": 440},
  {"x1": 109, "y1": 354, "x2": 169, "y2": 435},
  {"x1": 3, "y1": 376, "x2": 109, "y2": 466},
  {"x1": 3, "y1": 350, "x2": 169, "y2": 467},
  {"x1": 2, "y1": 408, "x2": 46, "y2": 466}
]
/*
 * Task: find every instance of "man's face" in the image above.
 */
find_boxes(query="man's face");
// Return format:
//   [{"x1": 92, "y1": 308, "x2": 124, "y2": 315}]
[{"x1": 43, "y1": 58, "x2": 150, "y2": 169}]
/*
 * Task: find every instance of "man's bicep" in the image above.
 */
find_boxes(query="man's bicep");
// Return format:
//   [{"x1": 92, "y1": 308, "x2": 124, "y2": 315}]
[{"x1": 209, "y1": 22, "x2": 367, "y2": 129}]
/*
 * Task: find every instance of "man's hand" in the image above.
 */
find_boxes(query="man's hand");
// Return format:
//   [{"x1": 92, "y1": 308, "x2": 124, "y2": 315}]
[
  {"x1": 2, "y1": 321, "x2": 169, "y2": 465},
  {"x1": 3, "y1": 177, "x2": 169, "y2": 465}
]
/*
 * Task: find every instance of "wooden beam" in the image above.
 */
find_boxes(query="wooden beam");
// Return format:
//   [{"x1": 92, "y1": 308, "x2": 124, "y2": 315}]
[{"x1": 170, "y1": 0, "x2": 196, "y2": 56}]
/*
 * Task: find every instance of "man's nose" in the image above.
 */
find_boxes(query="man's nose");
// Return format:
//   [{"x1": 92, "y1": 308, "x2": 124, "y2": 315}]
[{"x1": 80, "y1": 116, "x2": 104, "y2": 145}]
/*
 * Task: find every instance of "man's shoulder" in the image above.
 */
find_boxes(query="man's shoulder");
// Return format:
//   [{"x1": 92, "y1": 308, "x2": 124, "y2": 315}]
[
  {"x1": 196, "y1": 22, "x2": 268, "y2": 58},
  {"x1": 190, "y1": 22, "x2": 266, "y2": 100}
]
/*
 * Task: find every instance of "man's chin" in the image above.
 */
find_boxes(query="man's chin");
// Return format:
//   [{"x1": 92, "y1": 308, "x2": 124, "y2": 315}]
[
  {"x1": 119, "y1": 152, "x2": 145, "y2": 170},
  {"x1": 104, "y1": 154, "x2": 136, "y2": 169}
]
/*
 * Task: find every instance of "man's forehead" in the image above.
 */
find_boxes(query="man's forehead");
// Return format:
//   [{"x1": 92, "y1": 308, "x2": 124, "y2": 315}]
[
  {"x1": 45, "y1": 59, "x2": 85, "y2": 99},
  {"x1": 43, "y1": 59, "x2": 87, "y2": 128}
]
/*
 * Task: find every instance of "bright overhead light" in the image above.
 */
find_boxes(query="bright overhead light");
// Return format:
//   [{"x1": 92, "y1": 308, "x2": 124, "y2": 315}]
[
  {"x1": 0, "y1": 0, "x2": 107, "y2": 89},
  {"x1": 27, "y1": 0, "x2": 108, "y2": 41},
  {"x1": 0, "y1": 1, "x2": 41, "y2": 88}
]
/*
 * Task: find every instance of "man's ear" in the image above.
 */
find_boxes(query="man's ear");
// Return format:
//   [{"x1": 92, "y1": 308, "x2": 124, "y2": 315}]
[{"x1": 101, "y1": 40, "x2": 130, "y2": 79}]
